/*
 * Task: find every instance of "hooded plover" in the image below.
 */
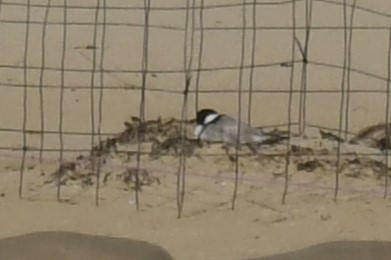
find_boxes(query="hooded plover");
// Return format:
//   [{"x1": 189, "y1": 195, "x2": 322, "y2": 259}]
[{"x1": 194, "y1": 108, "x2": 276, "y2": 152}]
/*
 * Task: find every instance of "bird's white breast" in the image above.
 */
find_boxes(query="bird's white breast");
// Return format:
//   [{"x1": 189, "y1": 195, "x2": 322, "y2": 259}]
[
  {"x1": 194, "y1": 125, "x2": 204, "y2": 138},
  {"x1": 252, "y1": 134, "x2": 268, "y2": 143}
]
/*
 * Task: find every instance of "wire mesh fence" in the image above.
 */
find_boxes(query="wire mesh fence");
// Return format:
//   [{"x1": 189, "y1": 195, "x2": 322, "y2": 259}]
[{"x1": 0, "y1": 0, "x2": 391, "y2": 218}]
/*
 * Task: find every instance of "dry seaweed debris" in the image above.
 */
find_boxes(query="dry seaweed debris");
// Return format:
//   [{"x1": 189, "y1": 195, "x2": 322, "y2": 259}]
[
  {"x1": 45, "y1": 117, "x2": 198, "y2": 188},
  {"x1": 339, "y1": 156, "x2": 389, "y2": 179},
  {"x1": 319, "y1": 130, "x2": 344, "y2": 142},
  {"x1": 119, "y1": 167, "x2": 160, "y2": 190},
  {"x1": 116, "y1": 117, "x2": 196, "y2": 145},
  {"x1": 150, "y1": 137, "x2": 201, "y2": 159},
  {"x1": 349, "y1": 123, "x2": 391, "y2": 150},
  {"x1": 46, "y1": 160, "x2": 160, "y2": 190},
  {"x1": 44, "y1": 160, "x2": 94, "y2": 187},
  {"x1": 46, "y1": 120, "x2": 391, "y2": 190},
  {"x1": 102, "y1": 167, "x2": 160, "y2": 191},
  {"x1": 297, "y1": 159, "x2": 322, "y2": 173},
  {"x1": 91, "y1": 116, "x2": 198, "y2": 157}
]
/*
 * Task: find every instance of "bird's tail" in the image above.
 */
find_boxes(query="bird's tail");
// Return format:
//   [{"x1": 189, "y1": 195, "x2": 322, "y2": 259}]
[{"x1": 256, "y1": 129, "x2": 290, "y2": 145}]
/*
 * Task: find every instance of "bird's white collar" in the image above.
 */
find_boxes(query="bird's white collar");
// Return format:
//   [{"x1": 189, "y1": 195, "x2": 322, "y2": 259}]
[{"x1": 204, "y1": 113, "x2": 219, "y2": 125}]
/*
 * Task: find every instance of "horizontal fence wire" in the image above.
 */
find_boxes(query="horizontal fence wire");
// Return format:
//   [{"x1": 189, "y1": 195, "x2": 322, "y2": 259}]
[
  {"x1": 0, "y1": 146, "x2": 388, "y2": 159},
  {"x1": 0, "y1": 0, "x2": 390, "y2": 19}
]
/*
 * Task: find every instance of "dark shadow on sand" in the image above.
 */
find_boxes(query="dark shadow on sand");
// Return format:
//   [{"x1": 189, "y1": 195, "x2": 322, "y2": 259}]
[
  {"x1": 0, "y1": 231, "x2": 173, "y2": 260},
  {"x1": 249, "y1": 241, "x2": 391, "y2": 260}
]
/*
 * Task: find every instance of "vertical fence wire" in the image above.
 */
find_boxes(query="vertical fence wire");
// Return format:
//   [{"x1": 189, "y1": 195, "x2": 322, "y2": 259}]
[
  {"x1": 281, "y1": 0, "x2": 296, "y2": 205},
  {"x1": 247, "y1": 0, "x2": 257, "y2": 126},
  {"x1": 297, "y1": 0, "x2": 312, "y2": 136},
  {"x1": 57, "y1": 0, "x2": 67, "y2": 202},
  {"x1": 89, "y1": 0, "x2": 98, "y2": 205},
  {"x1": 231, "y1": 0, "x2": 247, "y2": 211},
  {"x1": 177, "y1": 0, "x2": 196, "y2": 218},
  {"x1": 38, "y1": 0, "x2": 51, "y2": 168},
  {"x1": 194, "y1": 0, "x2": 204, "y2": 113},
  {"x1": 384, "y1": 28, "x2": 391, "y2": 199},
  {"x1": 19, "y1": 0, "x2": 31, "y2": 199},
  {"x1": 90, "y1": 0, "x2": 101, "y2": 206},
  {"x1": 343, "y1": 0, "x2": 357, "y2": 140},
  {"x1": 135, "y1": 0, "x2": 151, "y2": 210},
  {"x1": 96, "y1": 0, "x2": 107, "y2": 206},
  {"x1": 334, "y1": 0, "x2": 349, "y2": 202}
]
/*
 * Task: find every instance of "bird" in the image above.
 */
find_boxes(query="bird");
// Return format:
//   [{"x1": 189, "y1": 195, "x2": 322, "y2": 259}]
[{"x1": 194, "y1": 108, "x2": 279, "y2": 152}]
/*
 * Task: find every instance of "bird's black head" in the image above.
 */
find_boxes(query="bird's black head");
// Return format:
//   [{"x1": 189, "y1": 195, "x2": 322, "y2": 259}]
[{"x1": 196, "y1": 108, "x2": 218, "y2": 125}]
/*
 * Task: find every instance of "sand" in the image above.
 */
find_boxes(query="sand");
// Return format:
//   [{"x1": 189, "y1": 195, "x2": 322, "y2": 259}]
[
  {"x1": 2, "y1": 0, "x2": 391, "y2": 259},
  {"x1": 2, "y1": 136, "x2": 391, "y2": 259}
]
